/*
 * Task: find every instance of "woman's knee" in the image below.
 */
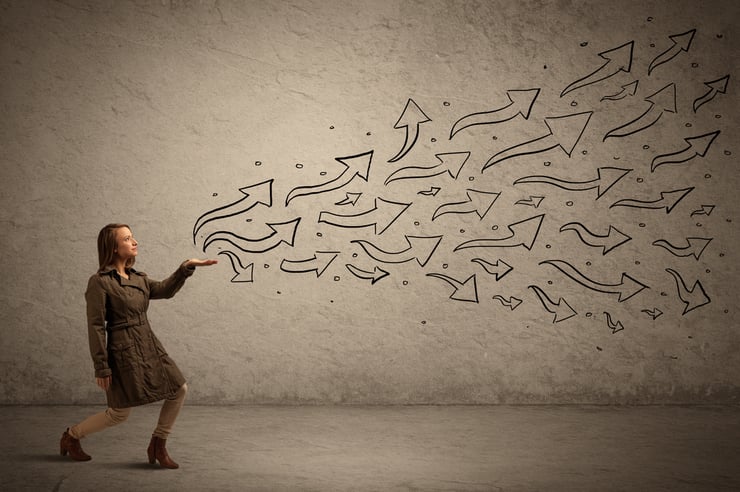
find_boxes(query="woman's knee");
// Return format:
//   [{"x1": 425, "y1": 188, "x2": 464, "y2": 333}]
[{"x1": 106, "y1": 407, "x2": 131, "y2": 425}]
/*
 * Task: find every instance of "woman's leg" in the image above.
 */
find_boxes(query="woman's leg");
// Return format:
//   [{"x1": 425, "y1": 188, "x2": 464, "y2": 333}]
[
  {"x1": 69, "y1": 407, "x2": 131, "y2": 439},
  {"x1": 148, "y1": 383, "x2": 187, "y2": 469}
]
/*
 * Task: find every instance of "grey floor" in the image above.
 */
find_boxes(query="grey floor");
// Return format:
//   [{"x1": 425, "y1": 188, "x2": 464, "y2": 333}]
[{"x1": 2, "y1": 405, "x2": 739, "y2": 491}]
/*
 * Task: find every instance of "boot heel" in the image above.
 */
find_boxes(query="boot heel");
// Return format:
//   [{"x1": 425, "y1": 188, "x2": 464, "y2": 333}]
[
  {"x1": 60, "y1": 445, "x2": 68, "y2": 456},
  {"x1": 147, "y1": 438, "x2": 156, "y2": 464}
]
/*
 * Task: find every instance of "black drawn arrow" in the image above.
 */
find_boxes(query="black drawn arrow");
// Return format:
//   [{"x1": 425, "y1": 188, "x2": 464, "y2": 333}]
[
  {"x1": 384, "y1": 152, "x2": 470, "y2": 185},
  {"x1": 665, "y1": 268, "x2": 711, "y2": 315},
  {"x1": 280, "y1": 251, "x2": 339, "y2": 278},
  {"x1": 318, "y1": 197, "x2": 410, "y2": 235},
  {"x1": 427, "y1": 273, "x2": 479, "y2": 303},
  {"x1": 388, "y1": 98, "x2": 431, "y2": 163},
  {"x1": 203, "y1": 218, "x2": 300, "y2": 253},
  {"x1": 528, "y1": 285, "x2": 577, "y2": 323},
  {"x1": 604, "y1": 312, "x2": 625, "y2": 333},
  {"x1": 492, "y1": 295, "x2": 523, "y2": 310},
  {"x1": 540, "y1": 259, "x2": 648, "y2": 302},
  {"x1": 335, "y1": 192, "x2": 362, "y2": 206},
  {"x1": 432, "y1": 189, "x2": 500, "y2": 221},
  {"x1": 285, "y1": 150, "x2": 373, "y2": 205},
  {"x1": 642, "y1": 308, "x2": 663, "y2": 320},
  {"x1": 651, "y1": 131, "x2": 720, "y2": 172},
  {"x1": 601, "y1": 80, "x2": 639, "y2": 102},
  {"x1": 455, "y1": 214, "x2": 544, "y2": 252},
  {"x1": 691, "y1": 205, "x2": 715, "y2": 217},
  {"x1": 352, "y1": 235, "x2": 443, "y2": 267},
  {"x1": 559, "y1": 222, "x2": 632, "y2": 255},
  {"x1": 611, "y1": 187, "x2": 693, "y2": 214},
  {"x1": 604, "y1": 83, "x2": 676, "y2": 140},
  {"x1": 515, "y1": 196, "x2": 545, "y2": 208},
  {"x1": 561, "y1": 41, "x2": 634, "y2": 97},
  {"x1": 449, "y1": 88, "x2": 540, "y2": 138},
  {"x1": 514, "y1": 167, "x2": 631, "y2": 200},
  {"x1": 648, "y1": 29, "x2": 696, "y2": 76},
  {"x1": 419, "y1": 187, "x2": 442, "y2": 196},
  {"x1": 345, "y1": 264, "x2": 390, "y2": 284},
  {"x1": 653, "y1": 237, "x2": 712, "y2": 260},
  {"x1": 693, "y1": 75, "x2": 730, "y2": 112},
  {"x1": 217, "y1": 250, "x2": 254, "y2": 283},
  {"x1": 472, "y1": 258, "x2": 513, "y2": 281}
]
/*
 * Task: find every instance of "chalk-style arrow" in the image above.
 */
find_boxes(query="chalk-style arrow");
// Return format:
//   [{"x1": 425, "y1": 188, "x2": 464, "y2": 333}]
[
  {"x1": 318, "y1": 197, "x2": 410, "y2": 235},
  {"x1": 471, "y1": 258, "x2": 513, "y2": 281},
  {"x1": 528, "y1": 285, "x2": 577, "y2": 323},
  {"x1": 285, "y1": 150, "x2": 373, "y2": 205},
  {"x1": 652, "y1": 237, "x2": 712, "y2": 260},
  {"x1": 483, "y1": 111, "x2": 592, "y2": 171},
  {"x1": 335, "y1": 192, "x2": 362, "y2": 206},
  {"x1": 604, "y1": 312, "x2": 625, "y2": 334},
  {"x1": 455, "y1": 214, "x2": 544, "y2": 251},
  {"x1": 492, "y1": 295, "x2": 523, "y2": 310},
  {"x1": 449, "y1": 88, "x2": 540, "y2": 138},
  {"x1": 203, "y1": 218, "x2": 301, "y2": 254},
  {"x1": 385, "y1": 152, "x2": 470, "y2": 185},
  {"x1": 665, "y1": 268, "x2": 710, "y2": 315},
  {"x1": 651, "y1": 131, "x2": 720, "y2": 172},
  {"x1": 611, "y1": 187, "x2": 693, "y2": 214},
  {"x1": 604, "y1": 83, "x2": 676, "y2": 140},
  {"x1": 280, "y1": 251, "x2": 339, "y2": 278},
  {"x1": 559, "y1": 222, "x2": 632, "y2": 255},
  {"x1": 193, "y1": 179, "x2": 273, "y2": 243},
  {"x1": 388, "y1": 98, "x2": 431, "y2": 163},
  {"x1": 427, "y1": 273, "x2": 479, "y2": 303},
  {"x1": 561, "y1": 41, "x2": 634, "y2": 97},
  {"x1": 345, "y1": 263, "x2": 390, "y2": 284},
  {"x1": 352, "y1": 235, "x2": 443, "y2": 267},
  {"x1": 691, "y1": 205, "x2": 715, "y2": 217},
  {"x1": 648, "y1": 29, "x2": 696, "y2": 76},
  {"x1": 642, "y1": 308, "x2": 663, "y2": 320},
  {"x1": 419, "y1": 187, "x2": 442, "y2": 196},
  {"x1": 601, "y1": 80, "x2": 639, "y2": 102},
  {"x1": 217, "y1": 250, "x2": 254, "y2": 283},
  {"x1": 514, "y1": 167, "x2": 631, "y2": 200},
  {"x1": 694, "y1": 75, "x2": 730, "y2": 112},
  {"x1": 540, "y1": 259, "x2": 648, "y2": 302},
  {"x1": 432, "y1": 189, "x2": 500, "y2": 221},
  {"x1": 515, "y1": 196, "x2": 545, "y2": 208}
]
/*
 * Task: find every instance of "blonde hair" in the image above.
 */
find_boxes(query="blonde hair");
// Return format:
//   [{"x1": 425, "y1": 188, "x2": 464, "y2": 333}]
[{"x1": 97, "y1": 223, "x2": 136, "y2": 272}]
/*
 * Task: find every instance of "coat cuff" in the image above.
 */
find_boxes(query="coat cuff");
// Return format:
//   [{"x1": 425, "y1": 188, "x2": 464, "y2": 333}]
[
  {"x1": 180, "y1": 261, "x2": 196, "y2": 277},
  {"x1": 95, "y1": 367, "x2": 112, "y2": 378}
]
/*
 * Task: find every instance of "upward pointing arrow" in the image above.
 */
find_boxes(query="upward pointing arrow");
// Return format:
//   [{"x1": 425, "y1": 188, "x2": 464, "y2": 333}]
[
  {"x1": 561, "y1": 41, "x2": 634, "y2": 97},
  {"x1": 648, "y1": 29, "x2": 696, "y2": 76},
  {"x1": 449, "y1": 88, "x2": 540, "y2": 138},
  {"x1": 388, "y1": 99, "x2": 431, "y2": 163},
  {"x1": 285, "y1": 151, "x2": 373, "y2": 206}
]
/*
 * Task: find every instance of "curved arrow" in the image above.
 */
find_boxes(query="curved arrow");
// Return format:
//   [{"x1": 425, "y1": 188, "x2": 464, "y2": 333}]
[
  {"x1": 217, "y1": 250, "x2": 254, "y2": 283},
  {"x1": 604, "y1": 83, "x2": 676, "y2": 140},
  {"x1": 651, "y1": 131, "x2": 720, "y2": 172},
  {"x1": 449, "y1": 88, "x2": 540, "y2": 138},
  {"x1": 345, "y1": 264, "x2": 390, "y2": 284},
  {"x1": 419, "y1": 187, "x2": 442, "y2": 196},
  {"x1": 694, "y1": 75, "x2": 730, "y2": 112},
  {"x1": 652, "y1": 237, "x2": 712, "y2": 260},
  {"x1": 455, "y1": 214, "x2": 544, "y2": 251},
  {"x1": 280, "y1": 251, "x2": 338, "y2": 278},
  {"x1": 514, "y1": 167, "x2": 631, "y2": 199},
  {"x1": 611, "y1": 187, "x2": 693, "y2": 214},
  {"x1": 427, "y1": 273, "x2": 479, "y2": 303},
  {"x1": 492, "y1": 295, "x2": 523, "y2": 310},
  {"x1": 691, "y1": 205, "x2": 715, "y2": 217},
  {"x1": 604, "y1": 312, "x2": 625, "y2": 334},
  {"x1": 193, "y1": 179, "x2": 273, "y2": 243},
  {"x1": 352, "y1": 235, "x2": 443, "y2": 267},
  {"x1": 335, "y1": 192, "x2": 362, "y2": 206},
  {"x1": 642, "y1": 308, "x2": 663, "y2": 320},
  {"x1": 540, "y1": 259, "x2": 648, "y2": 302},
  {"x1": 665, "y1": 268, "x2": 710, "y2": 315},
  {"x1": 285, "y1": 150, "x2": 373, "y2": 205},
  {"x1": 203, "y1": 218, "x2": 300, "y2": 253},
  {"x1": 601, "y1": 80, "x2": 639, "y2": 102},
  {"x1": 561, "y1": 41, "x2": 634, "y2": 97},
  {"x1": 483, "y1": 111, "x2": 592, "y2": 171},
  {"x1": 432, "y1": 189, "x2": 500, "y2": 221},
  {"x1": 318, "y1": 197, "x2": 410, "y2": 235},
  {"x1": 515, "y1": 196, "x2": 545, "y2": 208},
  {"x1": 385, "y1": 152, "x2": 470, "y2": 186},
  {"x1": 471, "y1": 258, "x2": 513, "y2": 281},
  {"x1": 559, "y1": 222, "x2": 632, "y2": 255},
  {"x1": 388, "y1": 98, "x2": 431, "y2": 163},
  {"x1": 648, "y1": 29, "x2": 696, "y2": 76},
  {"x1": 528, "y1": 285, "x2": 577, "y2": 323}
]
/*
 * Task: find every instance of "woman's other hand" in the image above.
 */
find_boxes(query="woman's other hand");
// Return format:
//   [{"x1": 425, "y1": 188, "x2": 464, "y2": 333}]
[
  {"x1": 185, "y1": 259, "x2": 218, "y2": 268},
  {"x1": 96, "y1": 376, "x2": 111, "y2": 391}
]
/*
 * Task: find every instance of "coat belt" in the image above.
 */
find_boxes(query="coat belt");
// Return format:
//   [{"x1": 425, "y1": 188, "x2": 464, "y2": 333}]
[{"x1": 107, "y1": 313, "x2": 148, "y2": 331}]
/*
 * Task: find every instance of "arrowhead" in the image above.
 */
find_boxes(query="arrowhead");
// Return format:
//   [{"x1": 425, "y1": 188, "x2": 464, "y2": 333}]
[
  {"x1": 233, "y1": 263, "x2": 254, "y2": 282},
  {"x1": 685, "y1": 130, "x2": 720, "y2": 157},
  {"x1": 623, "y1": 80, "x2": 639, "y2": 95},
  {"x1": 544, "y1": 111, "x2": 593, "y2": 156},
  {"x1": 595, "y1": 167, "x2": 631, "y2": 198},
  {"x1": 602, "y1": 226, "x2": 632, "y2": 255},
  {"x1": 599, "y1": 40, "x2": 634, "y2": 72},
  {"x1": 371, "y1": 266, "x2": 390, "y2": 284},
  {"x1": 373, "y1": 198, "x2": 411, "y2": 234},
  {"x1": 669, "y1": 29, "x2": 696, "y2": 51},
  {"x1": 393, "y1": 98, "x2": 431, "y2": 129},
  {"x1": 238, "y1": 179, "x2": 273, "y2": 207},
  {"x1": 406, "y1": 235, "x2": 443, "y2": 267},
  {"x1": 706, "y1": 74, "x2": 730, "y2": 93},
  {"x1": 617, "y1": 273, "x2": 649, "y2": 302},
  {"x1": 686, "y1": 237, "x2": 712, "y2": 259},
  {"x1": 435, "y1": 151, "x2": 471, "y2": 179},
  {"x1": 450, "y1": 275, "x2": 479, "y2": 303},
  {"x1": 645, "y1": 83, "x2": 677, "y2": 113},
  {"x1": 661, "y1": 187, "x2": 694, "y2": 213},
  {"x1": 268, "y1": 218, "x2": 301, "y2": 246},
  {"x1": 553, "y1": 298, "x2": 578, "y2": 323},
  {"x1": 313, "y1": 251, "x2": 339, "y2": 277},
  {"x1": 507, "y1": 214, "x2": 545, "y2": 250},
  {"x1": 336, "y1": 150, "x2": 374, "y2": 181},
  {"x1": 466, "y1": 189, "x2": 500, "y2": 219},
  {"x1": 507, "y1": 88, "x2": 541, "y2": 119}
]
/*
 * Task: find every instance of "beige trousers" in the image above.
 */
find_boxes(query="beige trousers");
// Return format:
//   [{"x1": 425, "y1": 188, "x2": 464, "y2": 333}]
[{"x1": 69, "y1": 383, "x2": 188, "y2": 440}]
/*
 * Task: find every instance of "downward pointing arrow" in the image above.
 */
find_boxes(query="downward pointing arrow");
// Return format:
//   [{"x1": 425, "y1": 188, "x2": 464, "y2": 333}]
[
  {"x1": 427, "y1": 273, "x2": 479, "y2": 303},
  {"x1": 666, "y1": 268, "x2": 710, "y2": 315}
]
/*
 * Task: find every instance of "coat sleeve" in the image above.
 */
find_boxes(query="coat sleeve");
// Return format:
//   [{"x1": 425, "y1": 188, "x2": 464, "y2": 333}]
[
  {"x1": 146, "y1": 261, "x2": 196, "y2": 300},
  {"x1": 85, "y1": 274, "x2": 111, "y2": 378}
]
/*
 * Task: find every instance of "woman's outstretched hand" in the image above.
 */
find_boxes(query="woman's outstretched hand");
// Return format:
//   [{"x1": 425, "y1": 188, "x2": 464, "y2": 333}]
[{"x1": 185, "y1": 258, "x2": 218, "y2": 268}]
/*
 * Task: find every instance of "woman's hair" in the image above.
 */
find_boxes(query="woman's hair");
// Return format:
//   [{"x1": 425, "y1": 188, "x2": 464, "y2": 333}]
[{"x1": 97, "y1": 223, "x2": 135, "y2": 272}]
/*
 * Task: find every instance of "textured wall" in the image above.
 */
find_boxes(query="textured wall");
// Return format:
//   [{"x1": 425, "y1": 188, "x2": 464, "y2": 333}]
[{"x1": 1, "y1": 0, "x2": 739, "y2": 404}]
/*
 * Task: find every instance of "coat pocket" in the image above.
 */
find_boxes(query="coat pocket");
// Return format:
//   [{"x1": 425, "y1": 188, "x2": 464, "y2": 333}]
[{"x1": 109, "y1": 342, "x2": 136, "y2": 371}]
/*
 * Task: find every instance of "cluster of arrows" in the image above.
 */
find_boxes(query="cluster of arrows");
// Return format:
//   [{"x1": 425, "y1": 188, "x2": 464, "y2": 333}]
[{"x1": 192, "y1": 27, "x2": 725, "y2": 328}]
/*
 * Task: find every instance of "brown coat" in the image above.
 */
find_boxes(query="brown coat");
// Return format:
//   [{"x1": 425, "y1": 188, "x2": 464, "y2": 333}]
[{"x1": 85, "y1": 262, "x2": 195, "y2": 408}]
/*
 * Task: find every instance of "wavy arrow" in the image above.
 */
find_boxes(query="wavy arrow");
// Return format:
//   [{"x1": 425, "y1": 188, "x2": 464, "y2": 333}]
[
  {"x1": 432, "y1": 189, "x2": 500, "y2": 221},
  {"x1": 335, "y1": 192, "x2": 362, "y2": 206},
  {"x1": 604, "y1": 83, "x2": 676, "y2": 140},
  {"x1": 318, "y1": 197, "x2": 410, "y2": 235},
  {"x1": 652, "y1": 237, "x2": 712, "y2": 260},
  {"x1": 651, "y1": 131, "x2": 720, "y2": 172},
  {"x1": 352, "y1": 235, "x2": 443, "y2": 267},
  {"x1": 515, "y1": 195, "x2": 545, "y2": 208},
  {"x1": 217, "y1": 250, "x2": 254, "y2": 283},
  {"x1": 388, "y1": 98, "x2": 431, "y2": 163},
  {"x1": 280, "y1": 251, "x2": 339, "y2": 278},
  {"x1": 483, "y1": 111, "x2": 592, "y2": 171},
  {"x1": 540, "y1": 259, "x2": 648, "y2": 302},
  {"x1": 642, "y1": 307, "x2": 663, "y2": 320},
  {"x1": 492, "y1": 295, "x2": 523, "y2": 310},
  {"x1": 559, "y1": 222, "x2": 632, "y2": 255},
  {"x1": 193, "y1": 179, "x2": 273, "y2": 243},
  {"x1": 665, "y1": 268, "x2": 711, "y2": 315},
  {"x1": 648, "y1": 29, "x2": 696, "y2": 76},
  {"x1": 449, "y1": 88, "x2": 540, "y2": 138},
  {"x1": 384, "y1": 152, "x2": 470, "y2": 185},
  {"x1": 694, "y1": 75, "x2": 730, "y2": 112},
  {"x1": 419, "y1": 187, "x2": 442, "y2": 196},
  {"x1": 691, "y1": 205, "x2": 715, "y2": 217},
  {"x1": 285, "y1": 150, "x2": 373, "y2": 205},
  {"x1": 427, "y1": 273, "x2": 479, "y2": 303},
  {"x1": 203, "y1": 218, "x2": 300, "y2": 254},
  {"x1": 604, "y1": 312, "x2": 625, "y2": 334},
  {"x1": 610, "y1": 187, "x2": 693, "y2": 214},
  {"x1": 514, "y1": 167, "x2": 631, "y2": 199},
  {"x1": 601, "y1": 80, "x2": 639, "y2": 102},
  {"x1": 455, "y1": 214, "x2": 544, "y2": 251},
  {"x1": 561, "y1": 41, "x2": 634, "y2": 97},
  {"x1": 345, "y1": 263, "x2": 390, "y2": 284},
  {"x1": 471, "y1": 258, "x2": 513, "y2": 281},
  {"x1": 528, "y1": 285, "x2": 577, "y2": 323}
]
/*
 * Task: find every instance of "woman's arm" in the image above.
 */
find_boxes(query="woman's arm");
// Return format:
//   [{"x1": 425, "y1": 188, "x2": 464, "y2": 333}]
[
  {"x1": 147, "y1": 259, "x2": 217, "y2": 300},
  {"x1": 85, "y1": 275, "x2": 112, "y2": 380}
]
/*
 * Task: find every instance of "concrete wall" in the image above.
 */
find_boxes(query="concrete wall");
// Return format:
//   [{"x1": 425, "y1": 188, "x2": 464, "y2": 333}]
[{"x1": 1, "y1": 0, "x2": 739, "y2": 404}]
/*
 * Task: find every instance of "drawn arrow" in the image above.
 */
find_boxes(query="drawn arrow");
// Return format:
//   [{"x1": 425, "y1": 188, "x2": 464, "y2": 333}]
[
  {"x1": 693, "y1": 75, "x2": 730, "y2": 112},
  {"x1": 280, "y1": 251, "x2": 339, "y2": 277},
  {"x1": 385, "y1": 152, "x2": 470, "y2": 185},
  {"x1": 455, "y1": 214, "x2": 544, "y2": 251},
  {"x1": 648, "y1": 29, "x2": 696, "y2": 76},
  {"x1": 514, "y1": 167, "x2": 631, "y2": 199},
  {"x1": 432, "y1": 189, "x2": 500, "y2": 221},
  {"x1": 318, "y1": 197, "x2": 410, "y2": 235},
  {"x1": 559, "y1": 222, "x2": 632, "y2": 255},
  {"x1": 419, "y1": 187, "x2": 442, "y2": 196},
  {"x1": 471, "y1": 258, "x2": 513, "y2": 281},
  {"x1": 611, "y1": 187, "x2": 693, "y2": 214},
  {"x1": 192, "y1": 179, "x2": 273, "y2": 243},
  {"x1": 652, "y1": 237, "x2": 712, "y2": 260},
  {"x1": 642, "y1": 308, "x2": 663, "y2": 320},
  {"x1": 528, "y1": 285, "x2": 577, "y2": 323},
  {"x1": 601, "y1": 80, "x2": 639, "y2": 102},
  {"x1": 388, "y1": 98, "x2": 431, "y2": 163},
  {"x1": 561, "y1": 41, "x2": 634, "y2": 97},
  {"x1": 691, "y1": 205, "x2": 715, "y2": 217},
  {"x1": 203, "y1": 218, "x2": 301, "y2": 253},
  {"x1": 427, "y1": 273, "x2": 479, "y2": 303},
  {"x1": 604, "y1": 312, "x2": 625, "y2": 334},
  {"x1": 515, "y1": 196, "x2": 545, "y2": 208},
  {"x1": 335, "y1": 192, "x2": 362, "y2": 206},
  {"x1": 483, "y1": 111, "x2": 592, "y2": 171},
  {"x1": 449, "y1": 88, "x2": 540, "y2": 138},
  {"x1": 492, "y1": 295, "x2": 523, "y2": 310},
  {"x1": 540, "y1": 259, "x2": 648, "y2": 302},
  {"x1": 665, "y1": 268, "x2": 711, "y2": 315},
  {"x1": 604, "y1": 83, "x2": 676, "y2": 140},
  {"x1": 352, "y1": 235, "x2": 443, "y2": 267},
  {"x1": 345, "y1": 264, "x2": 390, "y2": 284},
  {"x1": 217, "y1": 250, "x2": 254, "y2": 283},
  {"x1": 285, "y1": 150, "x2": 373, "y2": 205},
  {"x1": 651, "y1": 131, "x2": 720, "y2": 172}
]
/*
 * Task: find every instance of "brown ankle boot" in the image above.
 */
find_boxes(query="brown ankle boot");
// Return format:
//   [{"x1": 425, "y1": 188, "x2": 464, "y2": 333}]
[
  {"x1": 147, "y1": 436, "x2": 179, "y2": 469},
  {"x1": 60, "y1": 429, "x2": 91, "y2": 461}
]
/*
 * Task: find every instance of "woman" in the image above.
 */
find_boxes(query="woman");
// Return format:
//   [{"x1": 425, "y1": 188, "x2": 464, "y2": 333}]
[{"x1": 60, "y1": 223, "x2": 217, "y2": 468}]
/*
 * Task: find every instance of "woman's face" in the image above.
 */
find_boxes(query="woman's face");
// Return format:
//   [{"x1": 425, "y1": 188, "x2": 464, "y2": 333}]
[{"x1": 114, "y1": 227, "x2": 138, "y2": 261}]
